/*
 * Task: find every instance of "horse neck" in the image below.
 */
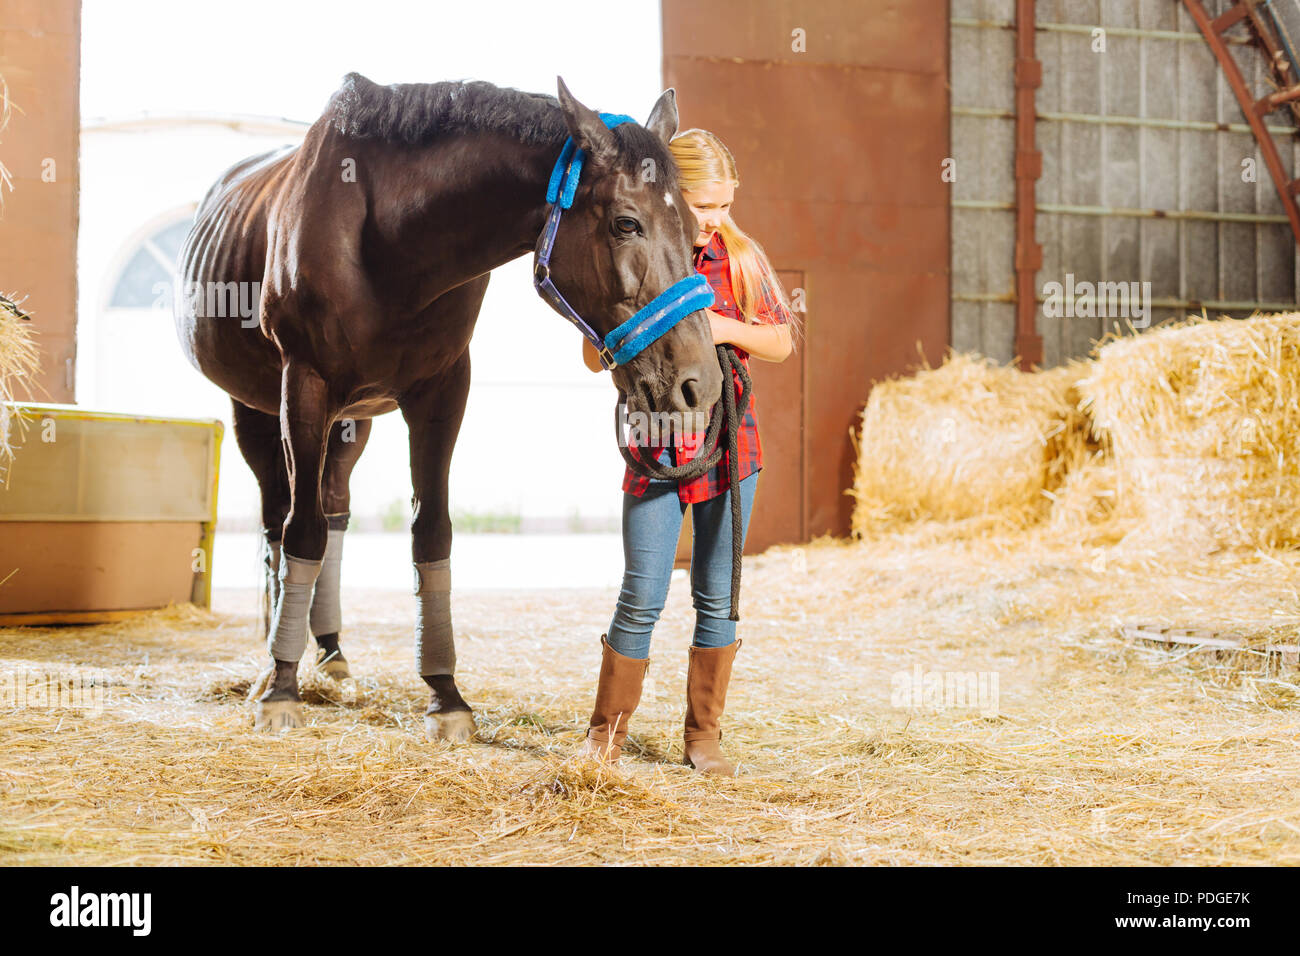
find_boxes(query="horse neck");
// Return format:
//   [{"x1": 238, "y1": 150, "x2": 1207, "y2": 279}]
[{"x1": 367, "y1": 128, "x2": 569, "y2": 300}]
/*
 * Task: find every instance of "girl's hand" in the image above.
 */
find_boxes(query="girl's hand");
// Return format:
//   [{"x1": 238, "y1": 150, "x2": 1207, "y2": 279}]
[
  {"x1": 707, "y1": 310, "x2": 732, "y2": 345},
  {"x1": 581, "y1": 338, "x2": 603, "y2": 373}
]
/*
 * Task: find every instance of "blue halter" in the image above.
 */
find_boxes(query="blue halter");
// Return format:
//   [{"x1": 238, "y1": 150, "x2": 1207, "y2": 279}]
[{"x1": 533, "y1": 112, "x2": 714, "y2": 370}]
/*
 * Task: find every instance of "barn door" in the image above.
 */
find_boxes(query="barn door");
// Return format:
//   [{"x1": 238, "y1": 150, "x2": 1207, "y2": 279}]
[{"x1": 675, "y1": 268, "x2": 806, "y2": 568}]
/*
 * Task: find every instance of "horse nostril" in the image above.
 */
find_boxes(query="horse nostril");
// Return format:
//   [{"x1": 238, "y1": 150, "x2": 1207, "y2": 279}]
[{"x1": 678, "y1": 376, "x2": 700, "y2": 409}]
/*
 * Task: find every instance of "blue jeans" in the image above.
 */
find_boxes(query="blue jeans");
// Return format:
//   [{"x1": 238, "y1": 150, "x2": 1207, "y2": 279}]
[{"x1": 605, "y1": 467, "x2": 760, "y2": 660}]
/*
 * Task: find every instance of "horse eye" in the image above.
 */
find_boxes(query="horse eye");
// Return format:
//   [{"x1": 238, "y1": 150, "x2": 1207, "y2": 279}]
[{"x1": 614, "y1": 217, "x2": 641, "y2": 236}]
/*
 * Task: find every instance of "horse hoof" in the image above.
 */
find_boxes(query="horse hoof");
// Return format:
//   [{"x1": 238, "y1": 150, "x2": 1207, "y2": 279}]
[
  {"x1": 318, "y1": 658, "x2": 351, "y2": 681},
  {"x1": 255, "y1": 699, "x2": 304, "y2": 731},
  {"x1": 425, "y1": 710, "x2": 476, "y2": 743},
  {"x1": 315, "y1": 646, "x2": 351, "y2": 681}
]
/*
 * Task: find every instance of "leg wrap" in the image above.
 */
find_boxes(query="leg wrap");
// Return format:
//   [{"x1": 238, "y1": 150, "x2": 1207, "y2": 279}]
[
  {"x1": 309, "y1": 526, "x2": 346, "y2": 637},
  {"x1": 267, "y1": 553, "x2": 322, "y2": 662},
  {"x1": 414, "y1": 559, "x2": 454, "y2": 676}
]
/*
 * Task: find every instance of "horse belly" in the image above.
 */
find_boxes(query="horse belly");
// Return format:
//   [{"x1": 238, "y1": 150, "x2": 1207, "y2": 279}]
[{"x1": 340, "y1": 398, "x2": 399, "y2": 418}]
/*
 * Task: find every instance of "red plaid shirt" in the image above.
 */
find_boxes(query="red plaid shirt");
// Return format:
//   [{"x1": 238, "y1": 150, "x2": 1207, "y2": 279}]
[{"x1": 623, "y1": 230, "x2": 792, "y2": 503}]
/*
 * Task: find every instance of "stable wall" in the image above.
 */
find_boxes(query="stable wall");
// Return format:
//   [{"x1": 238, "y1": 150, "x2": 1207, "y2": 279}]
[{"x1": 0, "y1": 0, "x2": 80, "y2": 403}]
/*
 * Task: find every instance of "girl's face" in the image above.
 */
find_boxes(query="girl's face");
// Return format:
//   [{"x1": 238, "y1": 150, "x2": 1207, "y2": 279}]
[{"x1": 681, "y1": 180, "x2": 735, "y2": 248}]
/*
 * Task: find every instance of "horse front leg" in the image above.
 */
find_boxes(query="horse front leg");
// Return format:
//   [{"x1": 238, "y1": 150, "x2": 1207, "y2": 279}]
[
  {"x1": 400, "y1": 352, "x2": 475, "y2": 743},
  {"x1": 255, "y1": 361, "x2": 334, "y2": 731}
]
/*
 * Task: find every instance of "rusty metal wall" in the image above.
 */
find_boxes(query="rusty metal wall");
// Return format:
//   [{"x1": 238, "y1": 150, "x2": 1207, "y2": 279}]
[
  {"x1": 952, "y1": 0, "x2": 1300, "y2": 368},
  {"x1": 0, "y1": 0, "x2": 81, "y2": 402},
  {"x1": 662, "y1": 0, "x2": 952, "y2": 544}
]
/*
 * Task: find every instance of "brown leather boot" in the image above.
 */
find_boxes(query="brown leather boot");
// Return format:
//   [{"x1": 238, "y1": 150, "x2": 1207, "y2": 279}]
[
  {"x1": 580, "y1": 634, "x2": 650, "y2": 762},
  {"x1": 683, "y1": 639, "x2": 742, "y2": 776}
]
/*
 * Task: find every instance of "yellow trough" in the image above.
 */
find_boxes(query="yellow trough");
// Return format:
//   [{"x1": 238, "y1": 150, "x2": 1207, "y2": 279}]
[{"x1": 0, "y1": 403, "x2": 223, "y2": 625}]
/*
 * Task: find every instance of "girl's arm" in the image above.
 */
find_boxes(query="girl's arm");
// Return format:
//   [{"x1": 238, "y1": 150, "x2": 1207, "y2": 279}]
[
  {"x1": 709, "y1": 311, "x2": 793, "y2": 362},
  {"x1": 585, "y1": 313, "x2": 793, "y2": 367}
]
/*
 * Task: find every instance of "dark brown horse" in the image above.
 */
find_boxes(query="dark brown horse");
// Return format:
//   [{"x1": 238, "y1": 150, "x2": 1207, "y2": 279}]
[{"x1": 175, "y1": 73, "x2": 723, "y2": 737}]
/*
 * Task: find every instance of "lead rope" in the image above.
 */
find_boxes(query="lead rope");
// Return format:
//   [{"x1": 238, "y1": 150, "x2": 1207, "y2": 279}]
[{"x1": 615, "y1": 344, "x2": 753, "y2": 621}]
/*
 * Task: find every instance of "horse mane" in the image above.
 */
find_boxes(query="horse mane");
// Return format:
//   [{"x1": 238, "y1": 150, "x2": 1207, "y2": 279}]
[
  {"x1": 326, "y1": 73, "x2": 672, "y2": 174},
  {"x1": 327, "y1": 72, "x2": 571, "y2": 147}
]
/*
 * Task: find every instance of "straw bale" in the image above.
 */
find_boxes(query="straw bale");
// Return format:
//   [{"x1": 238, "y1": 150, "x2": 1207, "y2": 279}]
[
  {"x1": 849, "y1": 352, "x2": 1095, "y2": 537},
  {"x1": 0, "y1": 74, "x2": 40, "y2": 472},
  {"x1": 1077, "y1": 312, "x2": 1300, "y2": 553},
  {"x1": 0, "y1": 294, "x2": 39, "y2": 476}
]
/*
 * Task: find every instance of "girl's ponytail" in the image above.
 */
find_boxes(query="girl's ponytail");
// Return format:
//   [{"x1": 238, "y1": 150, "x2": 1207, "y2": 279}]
[{"x1": 669, "y1": 129, "x2": 803, "y2": 347}]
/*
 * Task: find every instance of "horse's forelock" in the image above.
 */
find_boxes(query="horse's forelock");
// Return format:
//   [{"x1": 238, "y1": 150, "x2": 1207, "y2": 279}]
[{"x1": 607, "y1": 123, "x2": 679, "y2": 187}]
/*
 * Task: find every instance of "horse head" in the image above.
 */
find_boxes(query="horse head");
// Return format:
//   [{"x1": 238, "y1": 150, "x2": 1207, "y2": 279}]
[{"x1": 545, "y1": 77, "x2": 724, "y2": 441}]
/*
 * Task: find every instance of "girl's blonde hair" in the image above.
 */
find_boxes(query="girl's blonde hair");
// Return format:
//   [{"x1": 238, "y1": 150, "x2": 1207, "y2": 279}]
[{"x1": 669, "y1": 129, "x2": 802, "y2": 344}]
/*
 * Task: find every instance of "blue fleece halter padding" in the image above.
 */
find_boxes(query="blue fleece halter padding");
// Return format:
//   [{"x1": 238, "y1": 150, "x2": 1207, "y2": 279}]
[
  {"x1": 546, "y1": 112, "x2": 637, "y2": 209},
  {"x1": 604, "y1": 273, "x2": 715, "y2": 367}
]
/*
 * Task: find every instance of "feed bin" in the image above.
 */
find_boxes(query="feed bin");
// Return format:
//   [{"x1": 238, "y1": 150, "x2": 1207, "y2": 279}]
[{"x1": 0, "y1": 403, "x2": 223, "y2": 624}]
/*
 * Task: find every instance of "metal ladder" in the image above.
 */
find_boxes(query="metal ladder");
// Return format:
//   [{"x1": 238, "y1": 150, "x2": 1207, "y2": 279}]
[{"x1": 1183, "y1": 0, "x2": 1300, "y2": 240}]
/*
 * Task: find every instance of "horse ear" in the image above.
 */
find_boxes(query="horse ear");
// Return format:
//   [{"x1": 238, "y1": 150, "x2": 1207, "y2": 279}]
[
  {"x1": 556, "y1": 76, "x2": 618, "y2": 168},
  {"x1": 645, "y1": 88, "x2": 678, "y2": 145}
]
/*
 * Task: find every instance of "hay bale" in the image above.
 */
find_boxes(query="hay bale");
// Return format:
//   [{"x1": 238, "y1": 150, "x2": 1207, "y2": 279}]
[
  {"x1": 0, "y1": 293, "x2": 38, "y2": 477},
  {"x1": 1077, "y1": 312, "x2": 1300, "y2": 553},
  {"x1": 1040, "y1": 447, "x2": 1123, "y2": 540},
  {"x1": 848, "y1": 352, "x2": 1095, "y2": 537},
  {"x1": 0, "y1": 73, "x2": 38, "y2": 477}
]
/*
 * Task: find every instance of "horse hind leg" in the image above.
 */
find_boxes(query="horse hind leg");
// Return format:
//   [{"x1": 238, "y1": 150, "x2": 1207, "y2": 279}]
[{"x1": 310, "y1": 416, "x2": 373, "y2": 680}]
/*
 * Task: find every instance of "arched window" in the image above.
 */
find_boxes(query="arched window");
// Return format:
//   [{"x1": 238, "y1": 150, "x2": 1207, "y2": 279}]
[{"x1": 108, "y1": 216, "x2": 193, "y2": 308}]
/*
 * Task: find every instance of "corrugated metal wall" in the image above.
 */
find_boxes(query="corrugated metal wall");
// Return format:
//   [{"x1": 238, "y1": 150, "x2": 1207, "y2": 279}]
[{"x1": 952, "y1": 0, "x2": 1300, "y2": 368}]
